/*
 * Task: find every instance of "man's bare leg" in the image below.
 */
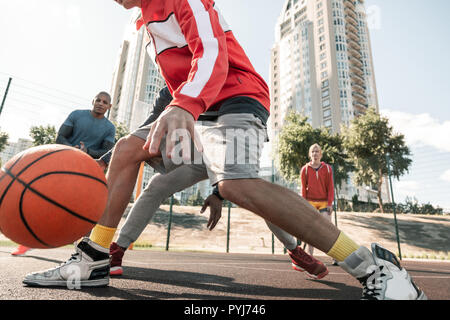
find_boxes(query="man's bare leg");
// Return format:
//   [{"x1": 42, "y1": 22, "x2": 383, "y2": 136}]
[
  {"x1": 218, "y1": 178, "x2": 340, "y2": 254},
  {"x1": 97, "y1": 135, "x2": 153, "y2": 228}
]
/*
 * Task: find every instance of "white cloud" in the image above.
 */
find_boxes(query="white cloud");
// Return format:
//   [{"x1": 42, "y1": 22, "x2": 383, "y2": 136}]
[
  {"x1": 440, "y1": 169, "x2": 450, "y2": 183},
  {"x1": 394, "y1": 180, "x2": 420, "y2": 193},
  {"x1": 391, "y1": 180, "x2": 419, "y2": 202},
  {"x1": 380, "y1": 109, "x2": 450, "y2": 152}
]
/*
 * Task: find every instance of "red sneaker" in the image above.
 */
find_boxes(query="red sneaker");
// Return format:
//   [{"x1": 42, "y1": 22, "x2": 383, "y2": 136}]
[
  {"x1": 288, "y1": 246, "x2": 329, "y2": 279},
  {"x1": 109, "y1": 242, "x2": 125, "y2": 276},
  {"x1": 11, "y1": 245, "x2": 32, "y2": 256}
]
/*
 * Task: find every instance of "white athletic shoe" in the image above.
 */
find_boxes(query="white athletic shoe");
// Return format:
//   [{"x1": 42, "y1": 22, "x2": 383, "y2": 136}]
[
  {"x1": 339, "y1": 243, "x2": 427, "y2": 300},
  {"x1": 23, "y1": 238, "x2": 110, "y2": 288}
]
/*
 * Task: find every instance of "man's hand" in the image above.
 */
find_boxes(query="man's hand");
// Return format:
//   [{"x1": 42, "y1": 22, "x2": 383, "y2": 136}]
[
  {"x1": 143, "y1": 106, "x2": 202, "y2": 160},
  {"x1": 327, "y1": 206, "x2": 333, "y2": 215},
  {"x1": 76, "y1": 141, "x2": 88, "y2": 153},
  {"x1": 200, "y1": 194, "x2": 223, "y2": 231},
  {"x1": 96, "y1": 159, "x2": 107, "y2": 170}
]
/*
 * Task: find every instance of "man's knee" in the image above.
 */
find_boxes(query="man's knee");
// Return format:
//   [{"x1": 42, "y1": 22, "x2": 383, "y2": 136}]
[
  {"x1": 217, "y1": 179, "x2": 261, "y2": 203},
  {"x1": 113, "y1": 135, "x2": 147, "y2": 164},
  {"x1": 143, "y1": 174, "x2": 172, "y2": 198},
  {"x1": 217, "y1": 180, "x2": 233, "y2": 200}
]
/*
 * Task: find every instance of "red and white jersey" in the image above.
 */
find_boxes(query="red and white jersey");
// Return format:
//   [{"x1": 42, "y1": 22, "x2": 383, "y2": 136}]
[
  {"x1": 137, "y1": 0, "x2": 270, "y2": 120},
  {"x1": 300, "y1": 162, "x2": 335, "y2": 206}
]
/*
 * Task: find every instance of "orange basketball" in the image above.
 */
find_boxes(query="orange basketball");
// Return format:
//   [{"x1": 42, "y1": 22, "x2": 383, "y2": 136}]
[{"x1": 0, "y1": 144, "x2": 108, "y2": 248}]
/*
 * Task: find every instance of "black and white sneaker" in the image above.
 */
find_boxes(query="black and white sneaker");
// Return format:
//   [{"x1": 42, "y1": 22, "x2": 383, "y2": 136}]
[
  {"x1": 23, "y1": 238, "x2": 110, "y2": 289},
  {"x1": 339, "y1": 243, "x2": 427, "y2": 300}
]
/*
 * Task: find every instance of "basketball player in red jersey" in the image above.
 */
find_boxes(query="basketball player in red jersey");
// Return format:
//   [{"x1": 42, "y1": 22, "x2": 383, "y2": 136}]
[{"x1": 300, "y1": 144, "x2": 334, "y2": 258}]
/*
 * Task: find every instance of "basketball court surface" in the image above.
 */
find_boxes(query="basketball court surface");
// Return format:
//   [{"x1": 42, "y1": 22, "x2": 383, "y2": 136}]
[{"x1": 1, "y1": 246, "x2": 449, "y2": 301}]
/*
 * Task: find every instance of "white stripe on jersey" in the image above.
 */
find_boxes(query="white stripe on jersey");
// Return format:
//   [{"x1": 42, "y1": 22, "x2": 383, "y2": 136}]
[
  {"x1": 147, "y1": 13, "x2": 187, "y2": 54},
  {"x1": 146, "y1": 3, "x2": 230, "y2": 55},
  {"x1": 179, "y1": 0, "x2": 219, "y2": 98}
]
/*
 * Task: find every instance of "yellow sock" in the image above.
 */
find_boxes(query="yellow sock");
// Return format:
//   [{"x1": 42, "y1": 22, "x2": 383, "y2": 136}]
[
  {"x1": 89, "y1": 224, "x2": 117, "y2": 249},
  {"x1": 327, "y1": 232, "x2": 360, "y2": 262}
]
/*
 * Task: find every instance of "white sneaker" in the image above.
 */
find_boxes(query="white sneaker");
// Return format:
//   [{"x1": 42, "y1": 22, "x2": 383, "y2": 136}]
[
  {"x1": 23, "y1": 238, "x2": 110, "y2": 289},
  {"x1": 339, "y1": 243, "x2": 427, "y2": 300}
]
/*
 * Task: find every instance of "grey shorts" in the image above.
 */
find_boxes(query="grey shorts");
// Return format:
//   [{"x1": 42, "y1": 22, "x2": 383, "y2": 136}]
[{"x1": 131, "y1": 113, "x2": 268, "y2": 185}]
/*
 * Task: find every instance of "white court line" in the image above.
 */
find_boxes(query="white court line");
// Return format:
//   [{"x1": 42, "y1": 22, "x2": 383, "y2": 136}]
[
  {"x1": 125, "y1": 259, "x2": 450, "y2": 272},
  {"x1": 409, "y1": 276, "x2": 450, "y2": 279},
  {"x1": 124, "y1": 260, "x2": 450, "y2": 278},
  {"x1": 213, "y1": 266, "x2": 450, "y2": 278},
  {"x1": 125, "y1": 260, "x2": 288, "y2": 266}
]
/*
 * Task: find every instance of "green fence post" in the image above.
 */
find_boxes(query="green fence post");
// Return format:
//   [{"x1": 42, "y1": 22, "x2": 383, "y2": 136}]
[
  {"x1": 165, "y1": 195, "x2": 174, "y2": 251},
  {"x1": 271, "y1": 233, "x2": 275, "y2": 254},
  {"x1": 271, "y1": 160, "x2": 276, "y2": 253},
  {"x1": 386, "y1": 154, "x2": 402, "y2": 260},
  {"x1": 226, "y1": 201, "x2": 231, "y2": 253},
  {"x1": 0, "y1": 77, "x2": 12, "y2": 117},
  {"x1": 331, "y1": 164, "x2": 338, "y2": 227}
]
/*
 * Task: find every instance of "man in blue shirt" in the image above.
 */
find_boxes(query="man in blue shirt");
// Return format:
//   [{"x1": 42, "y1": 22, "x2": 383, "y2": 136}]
[{"x1": 56, "y1": 91, "x2": 116, "y2": 158}]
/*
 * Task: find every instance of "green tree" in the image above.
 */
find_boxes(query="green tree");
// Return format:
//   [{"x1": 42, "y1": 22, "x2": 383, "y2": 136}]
[
  {"x1": 0, "y1": 131, "x2": 9, "y2": 167},
  {"x1": 187, "y1": 190, "x2": 204, "y2": 206},
  {"x1": 0, "y1": 131, "x2": 9, "y2": 153},
  {"x1": 342, "y1": 107, "x2": 412, "y2": 213},
  {"x1": 112, "y1": 121, "x2": 130, "y2": 142},
  {"x1": 404, "y1": 196, "x2": 420, "y2": 214},
  {"x1": 162, "y1": 196, "x2": 180, "y2": 205},
  {"x1": 275, "y1": 111, "x2": 352, "y2": 196},
  {"x1": 29, "y1": 125, "x2": 57, "y2": 146}
]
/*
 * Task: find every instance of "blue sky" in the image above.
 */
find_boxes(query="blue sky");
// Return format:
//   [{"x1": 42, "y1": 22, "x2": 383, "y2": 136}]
[
  {"x1": 365, "y1": 0, "x2": 450, "y2": 120},
  {"x1": 0, "y1": 0, "x2": 448, "y2": 209},
  {"x1": 363, "y1": 0, "x2": 450, "y2": 209}
]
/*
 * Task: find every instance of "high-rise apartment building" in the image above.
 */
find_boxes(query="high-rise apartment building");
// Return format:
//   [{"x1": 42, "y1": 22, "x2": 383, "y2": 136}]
[
  {"x1": 109, "y1": 10, "x2": 165, "y2": 130},
  {"x1": 0, "y1": 138, "x2": 33, "y2": 165},
  {"x1": 270, "y1": 0, "x2": 378, "y2": 136},
  {"x1": 270, "y1": 0, "x2": 386, "y2": 202}
]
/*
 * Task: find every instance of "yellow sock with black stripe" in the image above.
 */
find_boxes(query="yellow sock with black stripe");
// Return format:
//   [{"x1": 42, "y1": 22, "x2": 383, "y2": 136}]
[
  {"x1": 89, "y1": 224, "x2": 117, "y2": 249},
  {"x1": 327, "y1": 232, "x2": 360, "y2": 262}
]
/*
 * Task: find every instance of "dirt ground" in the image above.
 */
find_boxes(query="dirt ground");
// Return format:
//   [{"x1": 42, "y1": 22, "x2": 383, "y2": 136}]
[{"x1": 117, "y1": 205, "x2": 450, "y2": 259}]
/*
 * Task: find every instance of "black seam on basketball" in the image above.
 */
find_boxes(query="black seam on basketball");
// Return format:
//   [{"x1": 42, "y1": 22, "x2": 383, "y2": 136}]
[
  {"x1": 13, "y1": 148, "x2": 69, "y2": 178},
  {"x1": 0, "y1": 154, "x2": 26, "y2": 206},
  {"x1": 19, "y1": 187, "x2": 53, "y2": 248},
  {"x1": 32, "y1": 171, "x2": 107, "y2": 187},
  {"x1": 3, "y1": 168, "x2": 99, "y2": 225},
  {"x1": 0, "y1": 170, "x2": 19, "y2": 208},
  {"x1": 0, "y1": 153, "x2": 24, "y2": 184},
  {"x1": 0, "y1": 149, "x2": 69, "y2": 208}
]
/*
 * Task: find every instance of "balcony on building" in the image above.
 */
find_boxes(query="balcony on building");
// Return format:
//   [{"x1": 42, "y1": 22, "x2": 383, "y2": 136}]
[
  {"x1": 344, "y1": 0, "x2": 356, "y2": 10},
  {"x1": 346, "y1": 20, "x2": 359, "y2": 35},
  {"x1": 353, "y1": 99, "x2": 369, "y2": 111},
  {"x1": 345, "y1": 13, "x2": 358, "y2": 28},
  {"x1": 350, "y1": 72, "x2": 365, "y2": 86},
  {"x1": 347, "y1": 37, "x2": 361, "y2": 51},
  {"x1": 351, "y1": 82, "x2": 366, "y2": 94},
  {"x1": 344, "y1": 4, "x2": 358, "y2": 19},
  {"x1": 348, "y1": 47, "x2": 362, "y2": 59},
  {"x1": 352, "y1": 91, "x2": 368, "y2": 104},
  {"x1": 350, "y1": 63, "x2": 364, "y2": 76},
  {"x1": 349, "y1": 55, "x2": 364, "y2": 68}
]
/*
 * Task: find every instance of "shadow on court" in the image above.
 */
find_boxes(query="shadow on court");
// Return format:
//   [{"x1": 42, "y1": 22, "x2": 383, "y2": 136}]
[{"x1": 73, "y1": 266, "x2": 361, "y2": 300}]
